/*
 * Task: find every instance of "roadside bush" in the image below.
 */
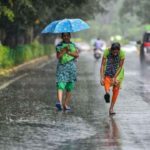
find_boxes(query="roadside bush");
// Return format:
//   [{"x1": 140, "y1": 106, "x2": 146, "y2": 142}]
[
  {"x1": 0, "y1": 41, "x2": 55, "y2": 69},
  {"x1": 13, "y1": 45, "x2": 22, "y2": 64},
  {"x1": 30, "y1": 40, "x2": 43, "y2": 58},
  {"x1": 30, "y1": 40, "x2": 54, "y2": 57},
  {"x1": 0, "y1": 45, "x2": 14, "y2": 68},
  {"x1": 43, "y1": 44, "x2": 55, "y2": 55}
]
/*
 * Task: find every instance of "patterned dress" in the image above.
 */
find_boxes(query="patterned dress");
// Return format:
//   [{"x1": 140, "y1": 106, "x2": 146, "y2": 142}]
[
  {"x1": 103, "y1": 48, "x2": 125, "y2": 83},
  {"x1": 105, "y1": 54, "x2": 120, "y2": 77},
  {"x1": 56, "y1": 41, "x2": 77, "y2": 83}
]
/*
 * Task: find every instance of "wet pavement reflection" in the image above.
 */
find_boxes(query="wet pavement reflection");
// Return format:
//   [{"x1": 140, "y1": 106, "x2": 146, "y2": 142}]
[{"x1": 0, "y1": 50, "x2": 150, "y2": 149}]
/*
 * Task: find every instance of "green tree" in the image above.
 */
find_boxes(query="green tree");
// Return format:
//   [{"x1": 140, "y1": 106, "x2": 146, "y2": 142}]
[
  {"x1": 0, "y1": 0, "x2": 110, "y2": 47},
  {"x1": 120, "y1": 0, "x2": 150, "y2": 24},
  {"x1": 0, "y1": 0, "x2": 37, "y2": 47},
  {"x1": 0, "y1": 0, "x2": 14, "y2": 21}
]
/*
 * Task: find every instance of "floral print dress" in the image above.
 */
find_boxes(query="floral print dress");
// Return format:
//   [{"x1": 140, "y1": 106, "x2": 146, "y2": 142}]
[{"x1": 56, "y1": 41, "x2": 77, "y2": 83}]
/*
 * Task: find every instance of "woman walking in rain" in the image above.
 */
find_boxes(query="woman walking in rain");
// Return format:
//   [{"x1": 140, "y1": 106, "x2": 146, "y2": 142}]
[
  {"x1": 55, "y1": 33, "x2": 79, "y2": 111},
  {"x1": 100, "y1": 42, "x2": 125, "y2": 115},
  {"x1": 41, "y1": 18, "x2": 89, "y2": 111}
]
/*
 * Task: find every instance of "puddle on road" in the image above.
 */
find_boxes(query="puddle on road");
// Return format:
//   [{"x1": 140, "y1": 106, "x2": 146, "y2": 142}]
[{"x1": 0, "y1": 115, "x2": 96, "y2": 150}]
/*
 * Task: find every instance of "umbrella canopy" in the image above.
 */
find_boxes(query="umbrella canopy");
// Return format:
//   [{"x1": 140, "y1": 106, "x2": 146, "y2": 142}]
[{"x1": 41, "y1": 18, "x2": 90, "y2": 33}]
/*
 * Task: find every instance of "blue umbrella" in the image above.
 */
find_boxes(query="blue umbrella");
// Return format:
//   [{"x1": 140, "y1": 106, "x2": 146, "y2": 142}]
[{"x1": 41, "y1": 18, "x2": 90, "y2": 33}]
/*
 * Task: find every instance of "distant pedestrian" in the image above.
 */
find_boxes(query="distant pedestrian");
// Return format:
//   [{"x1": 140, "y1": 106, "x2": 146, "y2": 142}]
[
  {"x1": 100, "y1": 42, "x2": 125, "y2": 115},
  {"x1": 55, "y1": 33, "x2": 79, "y2": 111}
]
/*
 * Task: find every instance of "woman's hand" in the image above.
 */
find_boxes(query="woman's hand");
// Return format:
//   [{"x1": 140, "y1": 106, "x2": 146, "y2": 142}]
[
  {"x1": 62, "y1": 45, "x2": 70, "y2": 54},
  {"x1": 57, "y1": 47, "x2": 68, "y2": 59},
  {"x1": 100, "y1": 77, "x2": 104, "y2": 86},
  {"x1": 113, "y1": 78, "x2": 119, "y2": 86},
  {"x1": 62, "y1": 47, "x2": 68, "y2": 53}
]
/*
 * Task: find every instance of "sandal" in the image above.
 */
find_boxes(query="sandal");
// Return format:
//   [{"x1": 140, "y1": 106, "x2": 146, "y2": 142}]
[
  {"x1": 55, "y1": 102, "x2": 62, "y2": 111},
  {"x1": 109, "y1": 111, "x2": 116, "y2": 115},
  {"x1": 64, "y1": 105, "x2": 71, "y2": 111},
  {"x1": 104, "y1": 93, "x2": 110, "y2": 103}
]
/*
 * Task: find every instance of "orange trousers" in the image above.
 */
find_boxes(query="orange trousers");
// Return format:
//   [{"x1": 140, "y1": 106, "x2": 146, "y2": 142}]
[{"x1": 104, "y1": 76, "x2": 120, "y2": 104}]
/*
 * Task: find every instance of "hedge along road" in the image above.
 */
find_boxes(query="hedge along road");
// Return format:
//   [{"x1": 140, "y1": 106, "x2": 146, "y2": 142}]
[{"x1": 0, "y1": 47, "x2": 150, "y2": 150}]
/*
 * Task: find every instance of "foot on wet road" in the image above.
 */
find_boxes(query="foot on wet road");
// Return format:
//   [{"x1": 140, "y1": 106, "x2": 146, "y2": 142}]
[
  {"x1": 55, "y1": 102, "x2": 62, "y2": 111},
  {"x1": 109, "y1": 112, "x2": 116, "y2": 116}
]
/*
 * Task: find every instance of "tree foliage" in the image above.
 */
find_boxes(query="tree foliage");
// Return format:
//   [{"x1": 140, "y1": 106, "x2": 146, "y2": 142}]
[
  {"x1": 0, "y1": 0, "x2": 109, "y2": 47},
  {"x1": 120, "y1": 0, "x2": 150, "y2": 24},
  {"x1": 0, "y1": 0, "x2": 14, "y2": 22}
]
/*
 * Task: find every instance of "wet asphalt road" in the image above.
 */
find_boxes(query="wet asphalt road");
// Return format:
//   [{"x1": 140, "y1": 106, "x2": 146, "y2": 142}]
[{"x1": 0, "y1": 48, "x2": 150, "y2": 150}]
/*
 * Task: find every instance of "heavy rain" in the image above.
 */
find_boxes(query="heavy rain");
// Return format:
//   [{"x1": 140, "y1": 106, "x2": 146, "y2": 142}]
[{"x1": 0, "y1": 0, "x2": 150, "y2": 150}]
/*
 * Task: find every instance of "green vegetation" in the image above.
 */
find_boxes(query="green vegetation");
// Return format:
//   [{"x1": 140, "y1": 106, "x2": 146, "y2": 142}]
[
  {"x1": 0, "y1": 41, "x2": 54, "y2": 69},
  {"x1": 0, "y1": 45, "x2": 14, "y2": 68},
  {"x1": 77, "y1": 0, "x2": 149, "y2": 44},
  {"x1": 120, "y1": 0, "x2": 150, "y2": 24},
  {"x1": 0, "y1": 0, "x2": 149, "y2": 69},
  {"x1": 0, "y1": 0, "x2": 111, "y2": 69},
  {"x1": 119, "y1": 0, "x2": 150, "y2": 40},
  {"x1": 0, "y1": 0, "x2": 109, "y2": 47}
]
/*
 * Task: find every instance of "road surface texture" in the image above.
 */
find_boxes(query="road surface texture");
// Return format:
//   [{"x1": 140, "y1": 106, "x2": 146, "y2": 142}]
[{"x1": 0, "y1": 48, "x2": 150, "y2": 150}]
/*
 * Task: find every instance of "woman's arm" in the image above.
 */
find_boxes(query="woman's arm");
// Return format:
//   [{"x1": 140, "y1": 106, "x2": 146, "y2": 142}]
[
  {"x1": 57, "y1": 44, "x2": 79, "y2": 59},
  {"x1": 100, "y1": 57, "x2": 106, "y2": 85},
  {"x1": 67, "y1": 50, "x2": 79, "y2": 58},
  {"x1": 56, "y1": 48, "x2": 67, "y2": 59},
  {"x1": 114, "y1": 59, "x2": 124, "y2": 78}
]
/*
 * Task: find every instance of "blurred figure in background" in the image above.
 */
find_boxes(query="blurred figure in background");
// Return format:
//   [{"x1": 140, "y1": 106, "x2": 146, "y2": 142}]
[
  {"x1": 54, "y1": 36, "x2": 62, "y2": 46},
  {"x1": 100, "y1": 42, "x2": 125, "y2": 115},
  {"x1": 93, "y1": 37, "x2": 104, "y2": 51},
  {"x1": 93, "y1": 37, "x2": 104, "y2": 60}
]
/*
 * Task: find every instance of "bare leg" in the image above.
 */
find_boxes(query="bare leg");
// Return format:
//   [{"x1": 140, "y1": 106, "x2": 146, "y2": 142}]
[
  {"x1": 109, "y1": 85, "x2": 119, "y2": 114},
  {"x1": 109, "y1": 103, "x2": 115, "y2": 114},
  {"x1": 57, "y1": 90, "x2": 63, "y2": 105},
  {"x1": 64, "y1": 91, "x2": 72, "y2": 108}
]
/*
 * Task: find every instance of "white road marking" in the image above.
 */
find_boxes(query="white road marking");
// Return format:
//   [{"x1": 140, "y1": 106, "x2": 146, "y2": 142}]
[
  {"x1": 38, "y1": 61, "x2": 51, "y2": 69},
  {"x1": 38, "y1": 55, "x2": 56, "y2": 69},
  {"x1": 0, "y1": 74, "x2": 28, "y2": 90}
]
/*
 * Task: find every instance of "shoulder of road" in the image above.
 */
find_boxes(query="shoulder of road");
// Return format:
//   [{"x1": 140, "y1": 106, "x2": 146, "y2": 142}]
[{"x1": 0, "y1": 54, "x2": 55, "y2": 76}]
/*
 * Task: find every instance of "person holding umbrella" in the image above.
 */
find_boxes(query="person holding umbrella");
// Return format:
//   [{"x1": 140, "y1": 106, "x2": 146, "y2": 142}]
[
  {"x1": 100, "y1": 42, "x2": 125, "y2": 115},
  {"x1": 41, "y1": 18, "x2": 90, "y2": 111},
  {"x1": 55, "y1": 32, "x2": 79, "y2": 111}
]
